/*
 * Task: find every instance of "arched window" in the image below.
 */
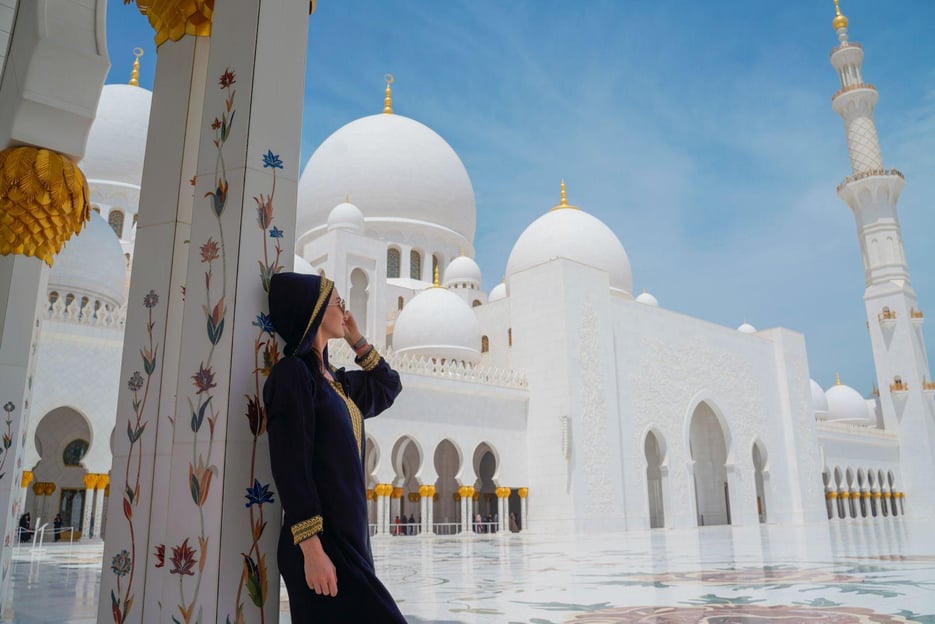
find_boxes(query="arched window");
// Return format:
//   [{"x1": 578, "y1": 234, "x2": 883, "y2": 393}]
[
  {"x1": 63, "y1": 439, "x2": 89, "y2": 466},
  {"x1": 387, "y1": 248, "x2": 401, "y2": 278},
  {"x1": 410, "y1": 250, "x2": 422, "y2": 280},
  {"x1": 108, "y1": 209, "x2": 125, "y2": 237},
  {"x1": 397, "y1": 296, "x2": 404, "y2": 311},
  {"x1": 508, "y1": 328, "x2": 512, "y2": 347},
  {"x1": 472, "y1": 299, "x2": 481, "y2": 307},
  {"x1": 481, "y1": 336, "x2": 489, "y2": 353},
  {"x1": 432, "y1": 254, "x2": 440, "y2": 282}
]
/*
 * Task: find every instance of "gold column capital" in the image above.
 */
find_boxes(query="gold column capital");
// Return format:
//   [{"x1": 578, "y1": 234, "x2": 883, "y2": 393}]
[
  {"x1": 94, "y1": 474, "x2": 110, "y2": 490},
  {"x1": 20, "y1": 470, "x2": 34, "y2": 488},
  {"x1": 83, "y1": 473, "x2": 99, "y2": 490},
  {"x1": 391, "y1": 487, "x2": 404, "y2": 499},
  {"x1": 518, "y1": 487, "x2": 529, "y2": 499}
]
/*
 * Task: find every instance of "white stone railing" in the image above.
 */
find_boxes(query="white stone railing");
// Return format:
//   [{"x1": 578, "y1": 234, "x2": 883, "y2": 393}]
[
  {"x1": 816, "y1": 420, "x2": 897, "y2": 440},
  {"x1": 329, "y1": 342, "x2": 528, "y2": 390},
  {"x1": 44, "y1": 293, "x2": 127, "y2": 329}
]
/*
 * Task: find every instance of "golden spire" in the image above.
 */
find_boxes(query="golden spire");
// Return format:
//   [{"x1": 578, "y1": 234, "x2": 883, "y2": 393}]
[
  {"x1": 550, "y1": 179, "x2": 578, "y2": 211},
  {"x1": 433, "y1": 265, "x2": 440, "y2": 287},
  {"x1": 129, "y1": 48, "x2": 143, "y2": 86},
  {"x1": 345, "y1": 194, "x2": 350, "y2": 203},
  {"x1": 835, "y1": 372, "x2": 842, "y2": 385},
  {"x1": 383, "y1": 74, "x2": 394, "y2": 114},
  {"x1": 832, "y1": 0, "x2": 848, "y2": 30}
]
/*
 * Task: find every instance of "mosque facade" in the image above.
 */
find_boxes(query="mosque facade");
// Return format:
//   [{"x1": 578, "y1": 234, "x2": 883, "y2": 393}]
[{"x1": 14, "y1": 8, "x2": 932, "y2": 547}]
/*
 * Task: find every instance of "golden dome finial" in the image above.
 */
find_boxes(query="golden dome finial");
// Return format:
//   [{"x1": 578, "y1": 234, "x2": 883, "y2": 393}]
[
  {"x1": 433, "y1": 264, "x2": 440, "y2": 287},
  {"x1": 832, "y1": 0, "x2": 848, "y2": 30},
  {"x1": 383, "y1": 74, "x2": 395, "y2": 114},
  {"x1": 835, "y1": 372, "x2": 842, "y2": 385},
  {"x1": 129, "y1": 48, "x2": 144, "y2": 87},
  {"x1": 551, "y1": 179, "x2": 578, "y2": 211}
]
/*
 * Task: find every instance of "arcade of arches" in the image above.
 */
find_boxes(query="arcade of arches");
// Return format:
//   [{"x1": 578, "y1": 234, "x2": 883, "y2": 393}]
[
  {"x1": 365, "y1": 437, "x2": 528, "y2": 536},
  {"x1": 823, "y1": 465, "x2": 906, "y2": 520}
]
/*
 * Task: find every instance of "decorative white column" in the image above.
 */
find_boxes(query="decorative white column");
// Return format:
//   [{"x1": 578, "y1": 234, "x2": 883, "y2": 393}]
[
  {"x1": 81, "y1": 474, "x2": 97, "y2": 539},
  {"x1": 92, "y1": 476, "x2": 108, "y2": 538},
  {"x1": 420, "y1": 485, "x2": 435, "y2": 535},
  {"x1": 518, "y1": 488, "x2": 528, "y2": 532},
  {"x1": 100, "y1": 3, "x2": 311, "y2": 623}
]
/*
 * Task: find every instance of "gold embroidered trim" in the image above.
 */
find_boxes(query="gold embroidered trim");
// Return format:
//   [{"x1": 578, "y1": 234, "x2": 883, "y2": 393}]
[
  {"x1": 330, "y1": 381, "x2": 363, "y2": 456},
  {"x1": 291, "y1": 515, "x2": 323, "y2": 544},
  {"x1": 296, "y1": 278, "x2": 334, "y2": 349},
  {"x1": 356, "y1": 346, "x2": 381, "y2": 372}
]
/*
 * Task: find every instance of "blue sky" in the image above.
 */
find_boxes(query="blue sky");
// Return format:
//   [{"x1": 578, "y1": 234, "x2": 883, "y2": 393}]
[{"x1": 107, "y1": 1, "x2": 935, "y2": 396}]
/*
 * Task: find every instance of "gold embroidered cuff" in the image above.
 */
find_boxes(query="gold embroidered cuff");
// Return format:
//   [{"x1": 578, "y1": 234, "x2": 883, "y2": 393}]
[
  {"x1": 291, "y1": 515, "x2": 323, "y2": 544},
  {"x1": 356, "y1": 346, "x2": 381, "y2": 372}
]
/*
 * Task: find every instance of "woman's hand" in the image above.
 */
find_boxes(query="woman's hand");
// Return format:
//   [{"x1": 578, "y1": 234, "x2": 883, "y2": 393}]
[
  {"x1": 299, "y1": 536, "x2": 337, "y2": 596},
  {"x1": 343, "y1": 311, "x2": 363, "y2": 347}
]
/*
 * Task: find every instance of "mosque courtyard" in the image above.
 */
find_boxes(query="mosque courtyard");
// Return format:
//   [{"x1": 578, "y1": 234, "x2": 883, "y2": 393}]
[{"x1": 5, "y1": 518, "x2": 935, "y2": 623}]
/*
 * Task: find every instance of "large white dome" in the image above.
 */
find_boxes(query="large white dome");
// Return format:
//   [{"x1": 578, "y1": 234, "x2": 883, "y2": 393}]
[
  {"x1": 81, "y1": 84, "x2": 152, "y2": 187},
  {"x1": 506, "y1": 201, "x2": 632, "y2": 297},
  {"x1": 297, "y1": 113, "x2": 476, "y2": 244},
  {"x1": 49, "y1": 212, "x2": 127, "y2": 307},
  {"x1": 825, "y1": 381, "x2": 873, "y2": 425},
  {"x1": 393, "y1": 286, "x2": 481, "y2": 364}
]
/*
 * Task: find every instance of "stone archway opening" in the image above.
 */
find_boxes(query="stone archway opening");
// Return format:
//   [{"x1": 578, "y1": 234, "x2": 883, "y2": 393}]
[
  {"x1": 752, "y1": 441, "x2": 768, "y2": 523},
  {"x1": 689, "y1": 402, "x2": 731, "y2": 526},
  {"x1": 433, "y1": 439, "x2": 461, "y2": 533},
  {"x1": 32, "y1": 407, "x2": 92, "y2": 534},
  {"x1": 473, "y1": 442, "x2": 498, "y2": 532},
  {"x1": 391, "y1": 436, "x2": 422, "y2": 532},
  {"x1": 644, "y1": 430, "x2": 666, "y2": 529}
]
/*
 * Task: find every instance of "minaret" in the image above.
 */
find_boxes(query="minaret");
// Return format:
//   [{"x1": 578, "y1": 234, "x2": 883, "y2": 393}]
[{"x1": 829, "y1": 1, "x2": 935, "y2": 514}]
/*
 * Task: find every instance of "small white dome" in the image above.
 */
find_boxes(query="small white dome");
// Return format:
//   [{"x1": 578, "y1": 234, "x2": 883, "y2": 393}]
[
  {"x1": 810, "y1": 379, "x2": 829, "y2": 414},
  {"x1": 327, "y1": 201, "x2": 365, "y2": 233},
  {"x1": 489, "y1": 282, "x2": 507, "y2": 302},
  {"x1": 49, "y1": 213, "x2": 127, "y2": 306},
  {"x1": 298, "y1": 113, "x2": 475, "y2": 243},
  {"x1": 393, "y1": 286, "x2": 481, "y2": 364},
  {"x1": 506, "y1": 205, "x2": 632, "y2": 296},
  {"x1": 826, "y1": 381, "x2": 873, "y2": 424},
  {"x1": 82, "y1": 84, "x2": 153, "y2": 187},
  {"x1": 444, "y1": 255, "x2": 481, "y2": 288},
  {"x1": 635, "y1": 291, "x2": 659, "y2": 307},
  {"x1": 737, "y1": 322, "x2": 757, "y2": 334},
  {"x1": 293, "y1": 255, "x2": 316, "y2": 274}
]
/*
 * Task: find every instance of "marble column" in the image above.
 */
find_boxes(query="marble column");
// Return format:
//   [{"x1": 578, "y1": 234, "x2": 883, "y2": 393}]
[
  {"x1": 100, "y1": 3, "x2": 311, "y2": 623},
  {"x1": 81, "y1": 474, "x2": 97, "y2": 539},
  {"x1": 518, "y1": 487, "x2": 528, "y2": 532},
  {"x1": 0, "y1": 0, "x2": 108, "y2": 610},
  {"x1": 419, "y1": 485, "x2": 435, "y2": 535},
  {"x1": 92, "y1": 476, "x2": 108, "y2": 538}
]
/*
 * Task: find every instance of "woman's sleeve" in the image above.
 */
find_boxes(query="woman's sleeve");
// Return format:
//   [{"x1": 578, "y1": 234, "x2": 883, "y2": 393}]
[
  {"x1": 340, "y1": 347, "x2": 402, "y2": 419},
  {"x1": 264, "y1": 357, "x2": 324, "y2": 544}
]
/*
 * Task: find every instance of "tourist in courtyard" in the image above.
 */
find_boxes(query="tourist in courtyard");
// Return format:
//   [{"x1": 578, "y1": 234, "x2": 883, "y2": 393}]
[
  {"x1": 264, "y1": 272, "x2": 406, "y2": 623},
  {"x1": 17, "y1": 513, "x2": 32, "y2": 543},
  {"x1": 53, "y1": 513, "x2": 63, "y2": 541}
]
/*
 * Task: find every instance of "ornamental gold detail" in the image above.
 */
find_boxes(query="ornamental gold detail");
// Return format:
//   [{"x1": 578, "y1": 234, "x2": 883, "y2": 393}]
[
  {"x1": 20, "y1": 470, "x2": 33, "y2": 488},
  {"x1": 0, "y1": 146, "x2": 90, "y2": 266},
  {"x1": 517, "y1": 487, "x2": 529, "y2": 499},
  {"x1": 128, "y1": 0, "x2": 316, "y2": 48}
]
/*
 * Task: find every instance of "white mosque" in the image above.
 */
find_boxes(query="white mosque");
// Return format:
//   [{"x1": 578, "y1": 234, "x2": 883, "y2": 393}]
[{"x1": 18, "y1": 11, "x2": 934, "y2": 544}]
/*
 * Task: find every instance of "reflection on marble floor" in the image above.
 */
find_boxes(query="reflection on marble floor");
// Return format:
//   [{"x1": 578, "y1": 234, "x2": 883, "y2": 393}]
[{"x1": 6, "y1": 518, "x2": 935, "y2": 623}]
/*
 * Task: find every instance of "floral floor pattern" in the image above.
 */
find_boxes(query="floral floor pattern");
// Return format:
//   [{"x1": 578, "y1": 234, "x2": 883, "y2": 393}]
[{"x1": 6, "y1": 517, "x2": 935, "y2": 623}]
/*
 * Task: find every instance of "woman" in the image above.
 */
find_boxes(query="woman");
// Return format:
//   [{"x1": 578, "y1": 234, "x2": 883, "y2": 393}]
[{"x1": 264, "y1": 272, "x2": 406, "y2": 622}]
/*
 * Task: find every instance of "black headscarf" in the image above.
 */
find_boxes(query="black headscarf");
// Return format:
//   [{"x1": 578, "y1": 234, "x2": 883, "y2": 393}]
[{"x1": 267, "y1": 272, "x2": 334, "y2": 360}]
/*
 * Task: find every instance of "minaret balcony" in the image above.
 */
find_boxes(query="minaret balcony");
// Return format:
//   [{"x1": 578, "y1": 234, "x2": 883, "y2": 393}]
[
  {"x1": 911, "y1": 308, "x2": 924, "y2": 325},
  {"x1": 831, "y1": 81, "x2": 876, "y2": 102},
  {"x1": 829, "y1": 41, "x2": 862, "y2": 58},
  {"x1": 836, "y1": 168, "x2": 904, "y2": 193},
  {"x1": 922, "y1": 380, "x2": 935, "y2": 395}
]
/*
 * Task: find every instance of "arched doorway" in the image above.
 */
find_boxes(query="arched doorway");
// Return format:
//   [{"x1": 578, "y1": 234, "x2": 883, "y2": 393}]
[
  {"x1": 433, "y1": 439, "x2": 461, "y2": 533},
  {"x1": 349, "y1": 268, "x2": 368, "y2": 334},
  {"x1": 689, "y1": 402, "x2": 731, "y2": 526},
  {"x1": 644, "y1": 430, "x2": 665, "y2": 529},
  {"x1": 31, "y1": 407, "x2": 92, "y2": 533},
  {"x1": 752, "y1": 441, "x2": 768, "y2": 523},
  {"x1": 473, "y1": 442, "x2": 499, "y2": 532},
  {"x1": 391, "y1": 436, "x2": 422, "y2": 533}
]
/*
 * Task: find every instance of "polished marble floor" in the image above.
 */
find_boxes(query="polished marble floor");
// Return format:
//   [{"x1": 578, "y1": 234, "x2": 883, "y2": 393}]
[{"x1": 5, "y1": 518, "x2": 935, "y2": 623}]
